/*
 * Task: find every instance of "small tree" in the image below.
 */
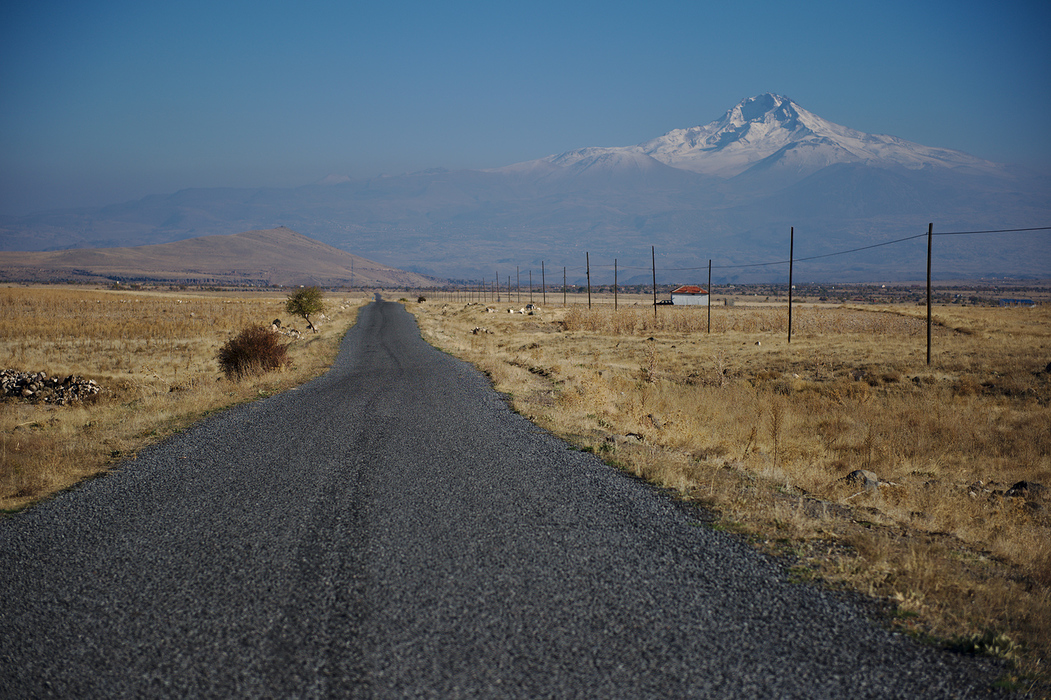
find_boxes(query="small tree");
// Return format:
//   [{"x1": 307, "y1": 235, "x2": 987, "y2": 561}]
[{"x1": 286, "y1": 286, "x2": 325, "y2": 332}]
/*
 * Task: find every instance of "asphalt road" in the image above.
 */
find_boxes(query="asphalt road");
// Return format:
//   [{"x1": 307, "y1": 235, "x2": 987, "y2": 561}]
[{"x1": 1, "y1": 300, "x2": 1002, "y2": 698}]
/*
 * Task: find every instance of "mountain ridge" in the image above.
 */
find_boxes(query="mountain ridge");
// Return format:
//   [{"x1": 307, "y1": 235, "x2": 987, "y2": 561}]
[
  {"x1": 0, "y1": 227, "x2": 438, "y2": 287},
  {"x1": 2, "y1": 94, "x2": 1047, "y2": 282}
]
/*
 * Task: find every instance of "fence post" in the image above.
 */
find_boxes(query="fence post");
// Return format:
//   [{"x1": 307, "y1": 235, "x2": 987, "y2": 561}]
[
  {"x1": 542, "y1": 261, "x2": 546, "y2": 306},
  {"x1": 614, "y1": 259, "x2": 618, "y2": 311},
  {"x1": 563, "y1": 267, "x2": 567, "y2": 307},
  {"x1": 707, "y1": 259, "x2": 712, "y2": 334}
]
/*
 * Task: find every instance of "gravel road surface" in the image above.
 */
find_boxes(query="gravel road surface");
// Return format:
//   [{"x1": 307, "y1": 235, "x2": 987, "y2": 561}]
[{"x1": 1, "y1": 300, "x2": 1003, "y2": 697}]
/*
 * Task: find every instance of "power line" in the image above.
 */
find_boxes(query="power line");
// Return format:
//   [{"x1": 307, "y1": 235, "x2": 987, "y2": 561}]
[
  {"x1": 662, "y1": 226, "x2": 1051, "y2": 272},
  {"x1": 660, "y1": 233, "x2": 928, "y2": 271},
  {"x1": 934, "y1": 225, "x2": 1051, "y2": 236},
  {"x1": 418, "y1": 224, "x2": 1051, "y2": 279}
]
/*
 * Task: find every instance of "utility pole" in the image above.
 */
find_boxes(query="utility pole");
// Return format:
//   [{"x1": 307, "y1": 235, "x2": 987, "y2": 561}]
[
  {"x1": 586, "y1": 252, "x2": 592, "y2": 309},
  {"x1": 707, "y1": 259, "x2": 712, "y2": 334},
  {"x1": 927, "y1": 222, "x2": 933, "y2": 366},
  {"x1": 788, "y1": 227, "x2": 794, "y2": 344},
  {"x1": 651, "y1": 246, "x2": 657, "y2": 320}
]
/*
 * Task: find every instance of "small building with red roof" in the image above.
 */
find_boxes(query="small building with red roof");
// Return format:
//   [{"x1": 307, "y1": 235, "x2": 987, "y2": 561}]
[{"x1": 670, "y1": 285, "x2": 709, "y2": 306}]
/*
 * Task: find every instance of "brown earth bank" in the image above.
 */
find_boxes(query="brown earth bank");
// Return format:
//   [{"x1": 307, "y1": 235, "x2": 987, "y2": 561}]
[
  {"x1": 0, "y1": 227, "x2": 440, "y2": 288},
  {"x1": 407, "y1": 293, "x2": 1051, "y2": 694}
]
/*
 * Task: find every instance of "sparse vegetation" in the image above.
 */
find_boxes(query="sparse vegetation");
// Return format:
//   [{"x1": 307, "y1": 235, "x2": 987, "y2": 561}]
[
  {"x1": 409, "y1": 293, "x2": 1051, "y2": 684},
  {"x1": 0, "y1": 285, "x2": 367, "y2": 511},
  {"x1": 217, "y1": 325, "x2": 291, "y2": 379}
]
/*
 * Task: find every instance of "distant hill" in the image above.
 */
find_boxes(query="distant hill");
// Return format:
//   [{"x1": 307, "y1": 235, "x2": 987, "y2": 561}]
[
  {"x1": 0, "y1": 227, "x2": 438, "y2": 287},
  {"x1": 2, "y1": 94, "x2": 1048, "y2": 282}
]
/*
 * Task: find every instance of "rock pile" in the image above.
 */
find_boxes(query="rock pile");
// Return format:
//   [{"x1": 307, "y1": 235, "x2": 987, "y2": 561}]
[
  {"x1": 1, "y1": 370, "x2": 102, "y2": 405},
  {"x1": 270, "y1": 319, "x2": 302, "y2": 339}
]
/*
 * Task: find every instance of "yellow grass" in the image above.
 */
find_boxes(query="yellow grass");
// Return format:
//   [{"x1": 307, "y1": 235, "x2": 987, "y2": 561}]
[
  {"x1": 1, "y1": 285, "x2": 368, "y2": 511},
  {"x1": 410, "y1": 295, "x2": 1051, "y2": 688}
]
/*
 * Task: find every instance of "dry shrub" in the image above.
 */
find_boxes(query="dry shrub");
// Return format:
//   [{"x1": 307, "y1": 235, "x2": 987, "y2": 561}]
[{"x1": 217, "y1": 325, "x2": 291, "y2": 379}]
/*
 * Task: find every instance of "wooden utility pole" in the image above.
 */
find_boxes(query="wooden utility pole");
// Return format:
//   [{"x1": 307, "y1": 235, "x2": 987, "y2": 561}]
[
  {"x1": 707, "y1": 259, "x2": 712, "y2": 334},
  {"x1": 927, "y1": 222, "x2": 933, "y2": 366},
  {"x1": 529, "y1": 270, "x2": 533, "y2": 303},
  {"x1": 651, "y1": 246, "x2": 657, "y2": 320},
  {"x1": 788, "y1": 227, "x2": 794, "y2": 344},
  {"x1": 586, "y1": 252, "x2": 592, "y2": 309},
  {"x1": 614, "y1": 259, "x2": 618, "y2": 311},
  {"x1": 541, "y1": 261, "x2": 546, "y2": 306}
]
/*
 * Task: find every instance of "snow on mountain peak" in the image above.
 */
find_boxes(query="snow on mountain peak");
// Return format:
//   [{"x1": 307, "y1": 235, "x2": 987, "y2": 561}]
[
  {"x1": 639, "y1": 93, "x2": 852, "y2": 176},
  {"x1": 638, "y1": 93, "x2": 1000, "y2": 177},
  {"x1": 497, "y1": 93, "x2": 1003, "y2": 181}
]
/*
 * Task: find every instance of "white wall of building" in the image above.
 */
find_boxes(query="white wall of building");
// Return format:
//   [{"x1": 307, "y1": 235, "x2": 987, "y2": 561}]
[{"x1": 671, "y1": 294, "x2": 710, "y2": 306}]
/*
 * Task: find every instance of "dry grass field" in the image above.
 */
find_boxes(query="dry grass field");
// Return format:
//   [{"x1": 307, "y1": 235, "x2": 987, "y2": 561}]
[
  {"x1": 0, "y1": 285, "x2": 368, "y2": 512},
  {"x1": 410, "y1": 293, "x2": 1051, "y2": 690}
]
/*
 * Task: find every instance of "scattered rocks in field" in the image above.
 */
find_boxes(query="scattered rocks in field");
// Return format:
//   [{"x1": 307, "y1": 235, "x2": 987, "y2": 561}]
[
  {"x1": 270, "y1": 321, "x2": 302, "y2": 339},
  {"x1": 1, "y1": 369, "x2": 101, "y2": 405},
  {"x1": 606, "y1": 432, "x2": 644, "y2": 446},
  {"x1": 968, "y1": 480, "x2": 993, "y2": 498},
  {"x1": 843, "y1": 469, "x2": 881, "y2": 492},
  {"x1": 471, "y1": 327, "x2": 492, "y2": 335},
  {"x1": 1005, "y1": 480, "x2": 1046, "y2": 500}
]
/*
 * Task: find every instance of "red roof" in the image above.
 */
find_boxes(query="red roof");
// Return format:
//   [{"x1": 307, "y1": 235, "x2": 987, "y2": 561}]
[{"x1": 671, "y1": 285, "x2": 708, "y2": 295}]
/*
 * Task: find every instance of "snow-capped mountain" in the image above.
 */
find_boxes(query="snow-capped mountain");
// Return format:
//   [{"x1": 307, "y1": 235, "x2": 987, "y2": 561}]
[
  {"x1": 511, "y1": 93, "x2": 1004, "y2": 181},
  {"x1": 3, "y1": 93, "x2": 1047, "y2": 281}
]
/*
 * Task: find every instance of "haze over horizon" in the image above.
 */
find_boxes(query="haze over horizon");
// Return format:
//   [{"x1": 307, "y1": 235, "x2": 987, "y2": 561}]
[{"x1": 2, "y1": 0, "x2": 1049, "y2": 218}]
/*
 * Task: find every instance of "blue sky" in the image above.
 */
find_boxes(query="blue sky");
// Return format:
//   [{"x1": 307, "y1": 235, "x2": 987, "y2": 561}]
[{"x1": 1, "y1": 0, "x2": 1049, "y2": 215}]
